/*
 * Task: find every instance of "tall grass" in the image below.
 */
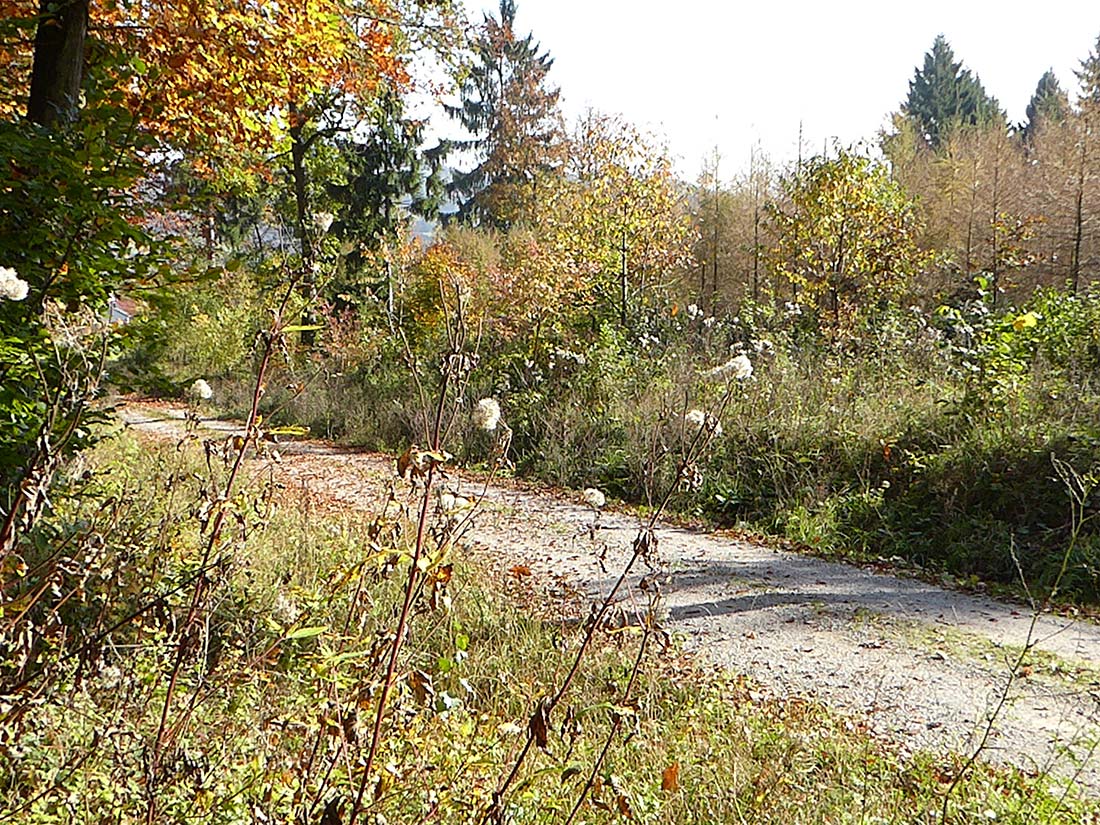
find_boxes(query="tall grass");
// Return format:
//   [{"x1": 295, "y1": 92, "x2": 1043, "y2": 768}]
[
  {"x1": 125, "y1": 267, "x2": 1100, "y2": 603},
  {"x1": 2, "y1": 433, "x2": 1091, "y2": 823}
]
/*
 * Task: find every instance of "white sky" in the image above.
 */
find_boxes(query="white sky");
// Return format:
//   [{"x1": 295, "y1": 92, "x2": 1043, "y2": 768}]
[{"x1": 458, "y1": 0, "x2": 1100, "y2": 181}]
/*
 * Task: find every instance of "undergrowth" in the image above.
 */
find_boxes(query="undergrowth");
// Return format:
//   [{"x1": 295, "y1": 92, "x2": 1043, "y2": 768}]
[
  {"x1": 152, "y1": 283, "x2": 1100, "y2": 604},
  {"x1": 0, "y1": 433, "x2": 1093, "y2": 823}
]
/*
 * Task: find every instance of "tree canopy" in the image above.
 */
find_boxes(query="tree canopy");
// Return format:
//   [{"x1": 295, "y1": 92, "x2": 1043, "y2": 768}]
[
  {"x1": 1022, "y1": 70, "x2": 1070, "y2": 142},
  {"x1": 903, "y1": 35, "x2": 1004, "y2": 149},
  {"x1": 770, "y1": 148, "x2": 928, "y2": 323}
]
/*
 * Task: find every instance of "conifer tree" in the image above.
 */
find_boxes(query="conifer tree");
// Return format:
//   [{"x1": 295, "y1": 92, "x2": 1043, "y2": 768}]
[
  {"x1": 1077, "y1": 33, "x2": 1100, "y2": 109},
  {"x1": 903, "y1": 35, "x2": 1004, "y2": 149},
  {"x1": 1022, "y1": 70, "x2": 1069, "y2": 142},
  {"x1": 445, "y1": 0, "x2": 564, "y2": 227}
]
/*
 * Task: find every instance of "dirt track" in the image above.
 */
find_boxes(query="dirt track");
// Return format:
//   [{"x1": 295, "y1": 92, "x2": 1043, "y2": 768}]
[{"x1": 121, "y1": 403, "x2": 1100, "y2": 794}]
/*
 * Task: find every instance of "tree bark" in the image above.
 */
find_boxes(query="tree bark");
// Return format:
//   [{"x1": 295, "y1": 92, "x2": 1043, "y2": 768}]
[
  {"x1": 1071, "y1": 122, "x2": 1088, "y2": 294},
  {"x1": 27, "y1": 0, "x2": 89, "y2": 125}
]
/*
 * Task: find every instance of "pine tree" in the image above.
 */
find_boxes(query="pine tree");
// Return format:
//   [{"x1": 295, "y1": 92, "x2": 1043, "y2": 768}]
[
  {"x1": 331, "y1": 90, "x2": 445, "y2": 250},
  {"x1": 903, "y1": 35, "x2": 1004, "y2": 149},
  {"x1": 1022, "y1": 70, "x2": 1069, "y2": 142},
  {"x1": 444, "y1": 0, "x2": 563, "y2": 227}
]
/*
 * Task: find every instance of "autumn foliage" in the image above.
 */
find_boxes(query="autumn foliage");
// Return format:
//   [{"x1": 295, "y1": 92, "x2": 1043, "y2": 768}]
[{"x1": 1, "y1": 0, "x2": 410, "y2": 151}]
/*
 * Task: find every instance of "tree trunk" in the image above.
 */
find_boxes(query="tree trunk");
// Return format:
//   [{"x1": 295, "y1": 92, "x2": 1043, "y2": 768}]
[
  {"x1": 27, "y1": 0, "x2": 89, "y2": 125},
  {"x1": 289, "y1": 104, "x2": 314, "y2": 275},
  {"x1": 990, "y1": 155, "x2": 1000, "y2": 307},
  {"x1": 619, "y1": 228, "x2": 628, "y2": 327},
  {"x1": 289, "y1": 102, "x2": 319, "y2": 345},
  {"x1": 1071, "y1": 124, "x2": 1087, "y2": 294}
]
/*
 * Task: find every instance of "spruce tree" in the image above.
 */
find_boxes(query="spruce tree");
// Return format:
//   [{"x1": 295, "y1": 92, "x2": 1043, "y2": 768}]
[
  {"x1": 1077, "y1": 33, "x2": 1100, "y2": 109},
  {"x1": 1022, "y1": 70, "x2": 1069, "y2": 142},
  {"x1": 903, "y1": 35, "x2": 1004, "y2": 149},
  {"x1": 444, "y1": 0, "x2": 563, "y2": 227}
]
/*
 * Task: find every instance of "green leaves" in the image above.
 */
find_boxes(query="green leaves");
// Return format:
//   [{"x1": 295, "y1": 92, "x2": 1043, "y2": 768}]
[
  {"x1": 285, "y1": 624, "x2": 328, "y2": 640},
  {"x1": 769, "y1": 148, "x2": 928, "y2": 325}
]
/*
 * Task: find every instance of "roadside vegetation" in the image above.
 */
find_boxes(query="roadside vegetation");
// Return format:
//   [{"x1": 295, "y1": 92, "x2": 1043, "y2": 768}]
[
  {"x1": 4, "y1": 0, "x2": 1100, "y2": 821},
  {"x1": 3, "y1": 432, "x2": 1093, "y2": 823}
]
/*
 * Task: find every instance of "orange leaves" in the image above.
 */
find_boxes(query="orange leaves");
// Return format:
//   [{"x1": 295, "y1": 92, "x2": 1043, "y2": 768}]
[
  {"x1": 2, "y1": 0, "x2": 412, "y2": 154},
  {"x1": 661, "y1": 761, "x2": 680, "y2": 792}
]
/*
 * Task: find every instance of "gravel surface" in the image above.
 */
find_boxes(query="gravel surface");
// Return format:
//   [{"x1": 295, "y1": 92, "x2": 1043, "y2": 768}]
[{"x1": 122, "y1": 403, "x2": 1100, "y2": 793}]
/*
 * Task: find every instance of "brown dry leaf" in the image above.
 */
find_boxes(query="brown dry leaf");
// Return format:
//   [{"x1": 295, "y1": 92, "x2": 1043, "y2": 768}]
[
  {"x1": 616, "y1": 791, "x2": 634, "y2": 818},
  {"x1": 661, "y1": 761, "x2": 680, "y2": 792},
  {"x1": 409, "y1": 669, "x2": 435, "y2": 704},
  {"x1": 591, "y1": 775, "x2": 610, "y2": 811},
  {"x1": 396, "y1": 446, "x2": 417, "y2": 479},
  {"x1": 428, "y1": 564, "x2": 454, "y2": 610},
  {"x1": 529, "y1": 698, "x2": 551, "y2": 750},
  {"x1": 509, "y1": 564, "x2": 532, "y2": 578}
]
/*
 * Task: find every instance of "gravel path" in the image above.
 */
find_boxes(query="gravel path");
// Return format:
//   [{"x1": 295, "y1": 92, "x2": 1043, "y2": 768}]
[{"x1": 122, "y1": 403, "x2": 1100, "y2": 793}]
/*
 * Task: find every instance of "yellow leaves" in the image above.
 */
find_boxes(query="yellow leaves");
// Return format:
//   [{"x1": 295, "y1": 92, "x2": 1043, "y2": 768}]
[
  {"x1": 396, "y1": 445, "x2": 452, "y2": 480},
  {"x1": 1013, "y1": 311, "x2": 1039, "y2": 331}
]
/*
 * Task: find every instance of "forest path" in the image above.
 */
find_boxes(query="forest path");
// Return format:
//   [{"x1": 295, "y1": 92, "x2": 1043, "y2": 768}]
[{"x1": 120, "y1": 402, "x2": 1100, "y2": 794}]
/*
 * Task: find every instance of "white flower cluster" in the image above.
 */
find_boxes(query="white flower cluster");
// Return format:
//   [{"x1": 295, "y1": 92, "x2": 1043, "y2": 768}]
[
  {"x1": 686, "y1": 302, "x2": 716, "y2": 327},
  {"x1": 550, "y1": 347, "x2": 586, "y2": 369},
  {"x1": 684, "y1": 408, "x2": 722, "y2": 437},
  {"x1": 0, "y1": 267, "x2": 28, "y2": 302},
  {"x1": 473, "y1": 397, "x2": 501, "y2": 431},
  {"x1": 582, "y1": 487, "x2": 606, "y2": 509},
  {"x1": 784, "y1": 301, "x2": 803, "y2": 317},
  {"x1": 188, "y1": 378, "x2": 213, "y2": 401},
  {"x1": 703, "y1": 353, "x2": 753, "y2": 382}
]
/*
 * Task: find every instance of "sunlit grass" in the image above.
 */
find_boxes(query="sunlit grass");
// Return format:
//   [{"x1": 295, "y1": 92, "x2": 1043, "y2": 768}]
[{"x1": 2, "y1": 433, "x2": 1093, "y2": 823}]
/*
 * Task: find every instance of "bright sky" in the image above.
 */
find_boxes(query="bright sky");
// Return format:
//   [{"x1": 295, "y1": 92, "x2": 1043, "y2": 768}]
[{"x1": 461, "y1": 0, "x2": 1100, "y2": 181}]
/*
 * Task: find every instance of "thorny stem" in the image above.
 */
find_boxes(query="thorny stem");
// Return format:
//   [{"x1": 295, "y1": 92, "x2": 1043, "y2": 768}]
[
  {"x1": 348, "y1": 462, "x2": 438, "y2": 825},
  {"x1": 300, "y1": 499, "x2": 401, "y2": 821},
  {"x1": 563, "y1": 616, "x2": 653, "y2": 825},
  {"x1": 347, "y1": 300, "x2": 467, "y2": 825}
]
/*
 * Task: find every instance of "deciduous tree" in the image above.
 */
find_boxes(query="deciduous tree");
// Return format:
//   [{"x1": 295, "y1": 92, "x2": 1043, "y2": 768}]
[{"x1": 769, "y1": 148, "x2": 928, "y2": 324}]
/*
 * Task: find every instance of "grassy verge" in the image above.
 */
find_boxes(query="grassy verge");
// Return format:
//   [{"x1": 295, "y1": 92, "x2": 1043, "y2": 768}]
[{"x1": 0, "y1": 431, "x2": 1094, "y2": 823}]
